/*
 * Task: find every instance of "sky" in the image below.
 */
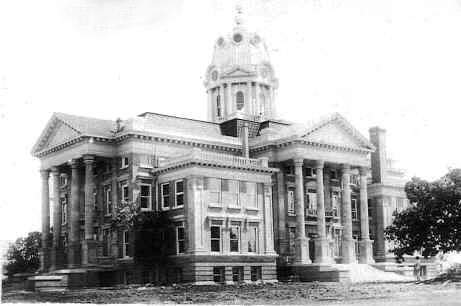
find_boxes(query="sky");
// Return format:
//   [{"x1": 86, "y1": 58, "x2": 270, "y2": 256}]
[{"x1": 1, "y1": 0, "x2": 461, "y2": 242}]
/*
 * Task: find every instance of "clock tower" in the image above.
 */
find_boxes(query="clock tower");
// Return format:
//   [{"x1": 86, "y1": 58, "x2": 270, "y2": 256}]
[{"x1": 204, "y1": 6, "x2": 279, "y2": 123}]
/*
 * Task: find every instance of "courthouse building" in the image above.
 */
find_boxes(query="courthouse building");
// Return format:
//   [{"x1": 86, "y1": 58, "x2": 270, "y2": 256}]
[{"x1": 31, "y1": 11, "x2": 408, "y2": 286}]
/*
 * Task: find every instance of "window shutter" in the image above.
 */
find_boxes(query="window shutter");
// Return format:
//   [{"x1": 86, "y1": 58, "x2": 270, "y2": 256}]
[
  {"x1": 170, "y1": 180, "x2": 175, "y2": 206},
  {"x1": 118, "y1": 230, "x2": 123, "y2": 258},
  {"x1": 239, "y1": 181, "x2": 247, "y2": 193},
  {"x1": 183, "y1": 178, "x2": 187, "y2": 209},
  {"x1": 204, "y1": 177, "x2": 209, "y2": 190}
]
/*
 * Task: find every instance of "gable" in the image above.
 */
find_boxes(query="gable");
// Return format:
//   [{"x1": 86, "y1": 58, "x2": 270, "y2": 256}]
[
  {"x1": 44, "y1": 120, "x2": 80, "y2": 148},
  {"x1": 302, "y1": 122, "x2": 364, "y2": 150}
]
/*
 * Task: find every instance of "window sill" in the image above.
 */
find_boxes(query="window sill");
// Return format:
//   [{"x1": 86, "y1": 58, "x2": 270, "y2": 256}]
[
  {"x1": 208, "y1": 203, "x2": 222, "y2": 209},
  {"x1": 245, "y1": 207, "x2": 259, "y2": 212},
  {"x1": 104, "y1": 214, "x2": 112, "y2": 217},
  {"x1": 171, "y1": 205, "x2": 184, "y2": 210},
  {"x1": 227, "y1": 206, "x2": 241, "y2": 211}
]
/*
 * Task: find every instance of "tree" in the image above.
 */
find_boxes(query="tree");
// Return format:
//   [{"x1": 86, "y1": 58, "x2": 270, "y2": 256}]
[
  {"x1": 111, "y1": 200, "x2": 174, "y2": 265},
  {"x1": 5, "y1": 231, "x2": 41, "y2": 276},
  {"x1": 385, "y1": 169, "x2": 461, "y2": 258}
]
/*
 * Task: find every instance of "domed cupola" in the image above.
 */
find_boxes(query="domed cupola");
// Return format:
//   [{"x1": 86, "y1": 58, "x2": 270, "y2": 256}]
[{"x1": 204, "y1": 6, "x2": 278, "y2": 123}]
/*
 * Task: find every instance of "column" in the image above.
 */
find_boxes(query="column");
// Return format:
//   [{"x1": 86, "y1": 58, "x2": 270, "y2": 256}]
[
  {"x1": 207, "y1": 89, "x2": 213, "y2": 121},
  {"x1": 374, "y1": 197, "x2": 386, "y2": 262},
  {"x1": 40, "y1": 169, "x2": 51, "y2": 272},
  {"x1": 263, "y1": 183, "x2": 276, "y2": 254},
  {"x1": 314, "y1": 161, "x2": 330, "y2": 264},
  {"x1": 340, "y1": 164, "x2": 355, "y2": 263},
  {"x1": 68, "y1": 159, "x2": 81, "y2": 268},
  {"x1": 226, "y1": 83, "x2": 233, "y2": 116},
  {"x1": 186, "y1": 176, "x2": 206, "y2": 254},
  {"x1": 246, "y1": 81, "x2": 252, "y2": 116},
  {"x1": 276, "y1": 171, "x2": 287, "y2": 255},
  {"x1": 82, "y1": 155, "x2": 97, "y2": 265},
  {"x1": 255, "y1": 82, "x2": 261, "y2": 117},
  {"x1": 294, "y1": 158, "x2": 310, "y2": 264},
  {"x1": 219, "y1": 84, "x2": 225, "y2": 119},
  {"x1": 359, "y1": 167, "x2": 375, "y2": 263},
  {"x1": 50, "y1": 167, "x2": 61, "y2": 270}
]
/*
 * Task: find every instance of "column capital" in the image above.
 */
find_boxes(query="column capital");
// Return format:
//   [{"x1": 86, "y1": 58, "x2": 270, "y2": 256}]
[
  {"x1": 359, "y1": 166, "x2": 368, "y2": 176},
  {"x1": 69, "y1": 159, "x2": 80, "y2": 169},
  {"x1": 50, "y1": 166, "x2": 60, "y2": 176},
  {"x1": 293, "y1": 158, "x2": 304, "y2": 167},
  {"x1": 40, "y1": 169, "x2": 50, "y2": 179},
  {"x1": 315, "y1": 160, "x2": 325, "y2": 169},
  {"x1": 83, "y1": 154, "x2": 95, "y2": 164},
  {"x1": 341, "y1": 163, "x2": 351, "y2": 173}
]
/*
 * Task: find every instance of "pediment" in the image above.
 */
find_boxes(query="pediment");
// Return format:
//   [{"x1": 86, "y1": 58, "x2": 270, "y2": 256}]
[
  {"x1": 32, "y1": 115, "x2": 81, "y2": 154},
  {"x1": 300, "y1": 114, "x2": 374, "y2": 151},
  {"x1": 302, "y1": 122, "x2": 362, "y2": 149}
]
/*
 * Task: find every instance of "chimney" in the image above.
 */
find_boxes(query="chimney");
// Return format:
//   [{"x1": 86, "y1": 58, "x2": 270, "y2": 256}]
[
  {"x1": 369, "y1": 126, "x2": 387, "y2": 184},
  {"x1": 241, "y1": 122, "x2": 249, "y2": 158}
]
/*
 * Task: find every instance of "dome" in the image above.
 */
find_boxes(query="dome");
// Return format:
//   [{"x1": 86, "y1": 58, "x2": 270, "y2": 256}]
[{"x1": 209, "y1": 28, "x2": 271, "y2": 73}]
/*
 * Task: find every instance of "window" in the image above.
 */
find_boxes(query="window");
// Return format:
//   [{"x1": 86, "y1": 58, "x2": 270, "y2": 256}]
[
  {"x1": 229, "y1": 224, "x2": 240, "y2": 252},
  {"x1": 122, "y1": 230, "x2": 131, "y2": 258},
  {"x1": 305, "y1": 167, "x2": 316, "y2": 177},
  {"x1": 104, "y1": 185, "x2": 112, "y2": 215},
  {"x1": 161, "y1": 183, "x2": 170, "y2": 209},
  {"x1": 121, "y1": 183, "x2": 129, "y2": 203},
  {"x1": 287, "y1": 189, "x2": 295, "y2": 216},
  {"x1": 59, "y1": 174, "x2": 68, "y2": 187},
  {"x1": 213, "y1": 267, "x2": 225, "y2": 283},
  {"x1": 102, "y1": 228, "x2": 110, "y2": 257},
  {"x1": 176, "y1": 224, "x2": 185, "y2": 254},
  {"x1": 332, "y1": 191, "x2": 340, "y2": 217},
  {"x1": 232, "y1": 266, "x2": 244, "y2": 283},
  {"x1": 216, "y1": 95, "x2": 222, "y2": 118},
  {"x1": 140, "y1": 184, "x2": 151, "y2": 210},
  {"x1": 306, "y1": 189, "x2": 317, "y2": 216},
  {"x1": 258, "y1": 94, "x2": 265, "y2": 115},
  {"x1": 121, "y1": 157, "x2": 129, "y2": 169},
  {"x1": 351, "y1": 198, "x2": 358, "y2": 221},
  {"x1": 248, "y1": 225, "x2": 258, "y2": 253},
  {"x1": 175, "y1": 180, "x2": 184, "y2": 208},
  {"x1": 210, "y1": 225, "x2": 222, "y2": 252},
  {"x1": 250, "y1": 266, "x2": 262, "y2": 281},
  {"x1": 222, "y1": 179, "x2": 238, "y2": 206},
  {"x1": 204, "y1": 177, "x2": 221, "y2": 205},
  {"x1": 236, "y1": 91, "x2": 244, "y2": 110},
  {"x1": 350, "y1": 174, "x2": 359, "y2": 186},
  {"x1": 61, "y1": 196, "x2": 67, "y2": 225},
  {"x1": 244, "y1": 182, "x2": 257, "y2": 208},
  {"x1": 331, "y1": 170, "x2": 339, "y2": 180}
]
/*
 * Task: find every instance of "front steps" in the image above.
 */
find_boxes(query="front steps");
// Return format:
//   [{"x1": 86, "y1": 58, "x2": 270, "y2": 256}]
[{"x1": 28, "y1": 268, "x2": 103, "y2": 292}]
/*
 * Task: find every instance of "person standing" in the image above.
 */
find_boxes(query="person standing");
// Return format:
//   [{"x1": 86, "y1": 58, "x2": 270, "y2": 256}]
[{"x1": 414, "y1": 256, "x2": 422, "y2": 282}]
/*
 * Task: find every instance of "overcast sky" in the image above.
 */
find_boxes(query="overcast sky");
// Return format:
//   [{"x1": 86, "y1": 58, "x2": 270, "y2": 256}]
[{"x1": 1, "y1": 0, "x2": 461, "y2": 242}]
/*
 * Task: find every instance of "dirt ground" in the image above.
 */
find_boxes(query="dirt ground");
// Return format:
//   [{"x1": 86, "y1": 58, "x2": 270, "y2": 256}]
[{"x1": 2, "y1": 280, "x2": 461, "y2": 305}]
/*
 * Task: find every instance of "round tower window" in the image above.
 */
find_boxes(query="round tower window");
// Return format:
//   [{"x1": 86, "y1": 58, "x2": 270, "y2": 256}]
[
  {"x1": 233, "y1": 33, "x2": 243, "y2": 43},
  {"x1": 236, "y1": 91, "x2": 245, "y2": 110},
  {"x1": 211, "y1": 70, "x2": 218, "y2": 81}
]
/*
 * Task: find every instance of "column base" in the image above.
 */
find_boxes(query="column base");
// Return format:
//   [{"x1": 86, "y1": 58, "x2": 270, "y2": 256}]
[
  {"x1": 82, "y1": 240, "x2": 98, "y2": 266},
  {"x1": 294, "y1": 237, "x2": 311, "y2": 264},
  {"x1": 341, "y1": 239, "x2": 356, "y2": 264},
  {"x1": 67, "y1": 242, "x2": 81, "y2": 268},
  {"x1": 39, "y1": 248, "x2": 50, "y2": 272},
  {"x1": 359, "y1": 239, "x2": 375, "y2": 264},
  {"x1": 314, "y1": 238, "x2": 334, "y2": 264}
]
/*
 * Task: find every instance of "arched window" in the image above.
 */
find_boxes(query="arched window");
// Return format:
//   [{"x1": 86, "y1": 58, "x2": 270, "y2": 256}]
[
  {"x1": 216, "y1": 95, "x2": 222, "y2": 118},
  {"x1": 236, "y1": 91, "x2": 244, "y2": 110}
]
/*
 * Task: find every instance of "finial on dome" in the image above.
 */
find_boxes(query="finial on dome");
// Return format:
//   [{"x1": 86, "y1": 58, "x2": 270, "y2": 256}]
[{"x1": 234, "y1": 4, "x2": 244, "y2": 27}]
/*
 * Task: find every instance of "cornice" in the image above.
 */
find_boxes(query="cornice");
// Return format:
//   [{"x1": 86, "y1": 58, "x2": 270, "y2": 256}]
[
  {"x1": 250, "y1": 138, "x2": 372, "y2": 155},
  {"x1": 153, "y1": 160, "x2": 278, "y2": 175}
]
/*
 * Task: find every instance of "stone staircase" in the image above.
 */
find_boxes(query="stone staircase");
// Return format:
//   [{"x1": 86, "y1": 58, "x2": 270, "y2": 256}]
[{"x1": 28, "y1": 268, "x2": 102, "y2": 292}]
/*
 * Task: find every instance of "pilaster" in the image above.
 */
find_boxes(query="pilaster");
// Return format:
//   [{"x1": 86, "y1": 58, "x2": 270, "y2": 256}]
[
  {"x1": 263, "y1": 183, "x2": 276, "y2": 255},
  {"x1": 374, "y1": 197, "x2": 386, "y2": 262},
  {"x1": 276, "y1": 170, "x2": 287, "y2": 255},
  {"x1": 186, "y1": 176, "x2": 207, "y2": 254}
]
